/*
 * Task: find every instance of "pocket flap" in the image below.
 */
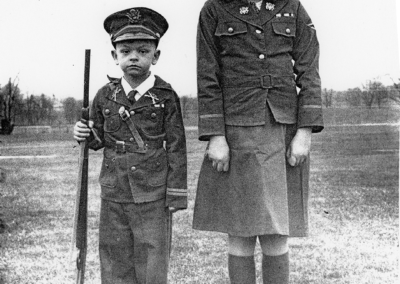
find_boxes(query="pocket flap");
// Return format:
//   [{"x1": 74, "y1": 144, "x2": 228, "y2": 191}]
[
  {"x1": 272, "y1": 21, "x2": 296, "y2": 37},
  {"x1": 215, "y1": 21, "x2": 247, "y2": 36}
]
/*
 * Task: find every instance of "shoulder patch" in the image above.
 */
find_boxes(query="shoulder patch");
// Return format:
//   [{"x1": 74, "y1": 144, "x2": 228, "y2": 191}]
[{"x1": 307, "y1": 23, "x2": 315, "y2": 30}]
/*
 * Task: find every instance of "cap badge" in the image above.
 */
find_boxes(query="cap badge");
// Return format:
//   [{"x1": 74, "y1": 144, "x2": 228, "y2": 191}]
[
  {"x1": 240, "y1": 7, "x2": 249, "y2": 15},
  {"x1": 266, "y1": 2, "x2": 275, "y2": 11},
  {"x1": 126, "y1": 9, "x2": 142, "y2": 24}
]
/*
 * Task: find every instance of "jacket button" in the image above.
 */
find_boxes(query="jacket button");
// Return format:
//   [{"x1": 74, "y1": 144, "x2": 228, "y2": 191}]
[
  {"x1": 151, "y1": 113, "x2": 157, "y2": 118},
  {"x1": 104, "y1": 109, "x2": 110, "y2": 115},
  {"x1": 256, "y1": 29, "x2": 262, "y2": 34},
  {"x1": 130, "y1": 111, "x2": 135, "y2": 116},
  {"x1": 131, "y1": 166, "x2": 136, "y2": 171},
  {"x1": 259, "y1": 54, "x2": 265, "y2": 59},
  {"x1": 228, "y1": 27, "x2": 234, "y2": 33},
  {"x1": 129, "y1": 138, "x2": 134, "y2": 142},
  {"x1": 286, "y1": 28, "x2": 291, "y2": 34}
]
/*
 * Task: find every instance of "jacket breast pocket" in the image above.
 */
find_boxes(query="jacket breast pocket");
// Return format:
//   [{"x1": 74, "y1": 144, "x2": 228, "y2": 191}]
[
  {"x1": 99, "y1": 157, "x2": 117, "y2": 188},
  {"x1": 215, "y1": 21, "x2": 248, "y2": 54},
  {"x1": 271, "y1": 20, "x2": 296, "y2": 50},
  {"x1": 139, "y1": 107, "x2": 165, "y2": 137},
  {"x1": 103, "y1": 108, "x2": 121, "y2": 133}
]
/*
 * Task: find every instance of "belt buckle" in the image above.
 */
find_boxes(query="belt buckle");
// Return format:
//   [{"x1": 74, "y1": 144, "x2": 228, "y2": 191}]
[
  {"x1": 115, "y1": 141, "x2": 126, "y2": 153},
  {"x1": 261, "y1": 75, "x2": 273, "y2": 89}
]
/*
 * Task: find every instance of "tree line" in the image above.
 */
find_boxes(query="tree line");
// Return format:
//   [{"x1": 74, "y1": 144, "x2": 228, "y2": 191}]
[
  {"x1": 1, "y1": 77, "x2": 399, "y2": 135},
  {"x1": 322, "y1": 79, "x2": 400, "y2": 108}
]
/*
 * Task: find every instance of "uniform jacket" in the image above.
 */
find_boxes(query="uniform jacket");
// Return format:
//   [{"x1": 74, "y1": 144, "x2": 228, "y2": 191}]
[
  {"x1": 87, "y1": 75, "x2": 187, "y2": 209},
  {"x1": 197, "y1": 0, "x2": 324, "y2": 140}
]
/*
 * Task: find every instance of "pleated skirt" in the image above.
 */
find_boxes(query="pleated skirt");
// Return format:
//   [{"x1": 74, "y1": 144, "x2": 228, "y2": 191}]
[{"x1": 193, "y1": 107, "x2": 309, "y2": 237}]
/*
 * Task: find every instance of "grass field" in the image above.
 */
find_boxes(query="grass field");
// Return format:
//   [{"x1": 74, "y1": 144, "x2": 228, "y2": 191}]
[{"x1": 0, "y1": 124, "x2": 398, "y2": 284}]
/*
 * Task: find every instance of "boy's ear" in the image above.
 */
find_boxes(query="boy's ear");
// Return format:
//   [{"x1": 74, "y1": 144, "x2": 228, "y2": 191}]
[
  {"x1": 111, "y1": 50, "x2": 119, "y2": 65},
  {"x1": 152, "y1": 50, "x2": 161, "y2": 65}
]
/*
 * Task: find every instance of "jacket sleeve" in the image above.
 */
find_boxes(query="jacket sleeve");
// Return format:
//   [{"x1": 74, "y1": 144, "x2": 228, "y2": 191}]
[
  {"x1": 292, "y1": 3, "x2": 324, "y2": 133},
  {"x1": 164, "y1": 91, "x2": 188, "y2": 209},
  {"x1": 197, "y1": 2, "x2": 226, "y2": 141},
  {"x1": 87, "y1": 89, "x2": 105, "y2": 150}
]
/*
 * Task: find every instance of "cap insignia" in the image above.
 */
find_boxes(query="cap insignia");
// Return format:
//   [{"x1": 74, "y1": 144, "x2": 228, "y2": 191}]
[
  {"x1": 126, "y1": 9, "x2": 142, "y2": 24},
  {"x1": 266, "y1": 2, "x2": 275, "y2": 11},
  {"x1": 240, "y1": 7, "x2": 249, "y2": 15}
]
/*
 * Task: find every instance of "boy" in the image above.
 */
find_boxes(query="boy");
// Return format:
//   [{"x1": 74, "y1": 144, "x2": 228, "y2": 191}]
[
  {"x1": 73, "y1": 7, "x2": 187, "y2": 284},
  {"x1": 193, "y1": 0, "x2": 323, "y2": 283}
]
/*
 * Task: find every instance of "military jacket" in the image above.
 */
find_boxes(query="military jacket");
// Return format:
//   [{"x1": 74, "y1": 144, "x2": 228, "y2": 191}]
[
  {"x1": 197, "y1": 0, "x2": 324, "y2": 140},
  {"x1": 87, "y1": 75, "x2": 187, "y2": 208}
]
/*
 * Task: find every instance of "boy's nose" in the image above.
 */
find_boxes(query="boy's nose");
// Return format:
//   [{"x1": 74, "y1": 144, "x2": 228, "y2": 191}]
[{"x1": 129, "y1": 52, "x2": 139, "y2": 61}]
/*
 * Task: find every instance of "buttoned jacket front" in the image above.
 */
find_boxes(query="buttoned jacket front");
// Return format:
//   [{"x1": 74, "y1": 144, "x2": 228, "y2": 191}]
[
  {"x1": 197, "y1": 0, "x2": 323, "y2": 140},
  {"x1": 88, "y1": 76, "x2": 187, "y2": 208}
]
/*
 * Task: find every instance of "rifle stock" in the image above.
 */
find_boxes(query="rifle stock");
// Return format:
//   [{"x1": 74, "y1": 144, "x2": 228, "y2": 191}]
[{"x1": 72, "y1": 49, "x2": 91, "y2": 284}]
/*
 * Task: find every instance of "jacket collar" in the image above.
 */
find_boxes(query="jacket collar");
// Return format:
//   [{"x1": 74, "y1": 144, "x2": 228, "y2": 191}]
[
  {"x1": 219, "y1": 0, "x2": 288, "y2": 27},
  {"x1": 105, "y1": 75, "x2": 172, "y2": 109}
]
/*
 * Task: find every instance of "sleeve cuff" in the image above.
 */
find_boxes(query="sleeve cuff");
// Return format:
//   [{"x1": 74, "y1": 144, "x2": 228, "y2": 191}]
[
  {"x1": 198, "y1": 114, "x2": 225, "y2": 141},
  {"x1": 166, "y1": 188, "x2": 188, "y2": 209}
]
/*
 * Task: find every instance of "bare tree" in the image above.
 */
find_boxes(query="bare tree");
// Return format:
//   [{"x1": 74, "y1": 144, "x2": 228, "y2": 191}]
[
  {"x1": 322, "y1": 88, "x2": 333, "y2": 108},
  {"x1": 344, "y1": 87, "x2": 362, "y2": 107},
  {"x1": 0, "y1": 77, "x2": 20, "y2": 134},
  {"x1": 361, "y1": 79, "x2": 388, "y2": 108}
]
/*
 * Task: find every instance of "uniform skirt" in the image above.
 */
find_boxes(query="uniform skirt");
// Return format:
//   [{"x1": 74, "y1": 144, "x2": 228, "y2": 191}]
[{"x1": 192, "y1": 107, "x2": 309, "y2": 237}]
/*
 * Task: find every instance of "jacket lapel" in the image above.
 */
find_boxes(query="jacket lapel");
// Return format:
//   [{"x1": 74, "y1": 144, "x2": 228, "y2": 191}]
[
  {"x1": 131, "y1": 75, "x2": 171, "y2": 109},
  {"x1": 105, "y1": 77, "x2": 131, "y2": 107},
  {"x1": 260, "y1": 0, "x2": 289, "y2": 25}
]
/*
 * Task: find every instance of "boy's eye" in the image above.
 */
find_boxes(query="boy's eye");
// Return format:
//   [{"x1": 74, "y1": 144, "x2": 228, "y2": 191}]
[{"x1": 139, "y1": 49, "x2": 149, "y2": 54}]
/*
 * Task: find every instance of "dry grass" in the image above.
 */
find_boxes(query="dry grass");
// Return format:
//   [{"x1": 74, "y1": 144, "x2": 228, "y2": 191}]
[{"x1": 0, "y1": 126, "x2": 398, "y2": 283}]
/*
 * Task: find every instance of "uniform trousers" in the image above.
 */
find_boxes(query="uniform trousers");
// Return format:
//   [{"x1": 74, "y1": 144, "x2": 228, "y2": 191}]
[{"x1": 99, "y1": 198, "x2": 172, "y2": 284}]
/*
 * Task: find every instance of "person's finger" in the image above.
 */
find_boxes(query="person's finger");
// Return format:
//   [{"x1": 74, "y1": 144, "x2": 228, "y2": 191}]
[
  {"x1": 223, "y1": 161, "x2": 229, "y2": 172},
  {"x1": 288, "y1": 156, "x2": 296, "y2": 167},
  {"x1": 212, "y1": 160, "x2": 217, "y2": 169},
  {"x1": 216, "y1": 162, "x2": 223, "y2": 172}
]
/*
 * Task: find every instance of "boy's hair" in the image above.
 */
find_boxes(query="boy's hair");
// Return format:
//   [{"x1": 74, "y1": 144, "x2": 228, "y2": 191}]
[{"x1": 112, "y1": 39, "x2": 159, "y2": 49}]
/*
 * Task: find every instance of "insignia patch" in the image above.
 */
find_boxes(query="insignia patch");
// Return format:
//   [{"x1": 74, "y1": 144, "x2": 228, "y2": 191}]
[
  {"x1": 112, "y1": 87, "x2": 121, "y2": 101},
  {"x1": 266, "y1": 2, "x2": 275, "y2": 11},
  {"x1": 126, "y1": 9, "x2": 142, "y2": 24},
  {"x1": 144, "y1": 92, "x2": 159, "y2": 104},
  {"x1": 240, "y1": 7, "x2": 249, "y2": 14}
]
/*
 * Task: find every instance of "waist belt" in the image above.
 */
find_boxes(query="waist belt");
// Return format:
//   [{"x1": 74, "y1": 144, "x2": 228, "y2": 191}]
[
  {"x1": 221, "y1": 74, "x2": 293, "y2": 89},
  {"x1": 105, "y1": 140, "x2": 164, "y2": 154}
]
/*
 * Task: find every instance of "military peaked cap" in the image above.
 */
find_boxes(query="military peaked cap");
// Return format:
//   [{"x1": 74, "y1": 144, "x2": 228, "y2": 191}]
[{"x1": 104, "y1": 7, "x2": 169, "y2": 43}]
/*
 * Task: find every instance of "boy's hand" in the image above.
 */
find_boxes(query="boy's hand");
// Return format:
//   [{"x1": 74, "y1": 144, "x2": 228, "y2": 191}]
[
  {"x1": 73, "y1": 120, "x2": 94, "y2": 142},
  {"x1": 207, "y1": 135, "x2": 230, "y2": 172},
  {"x1": 286, "y1": 128, "x2": 312, "y2": 167}
]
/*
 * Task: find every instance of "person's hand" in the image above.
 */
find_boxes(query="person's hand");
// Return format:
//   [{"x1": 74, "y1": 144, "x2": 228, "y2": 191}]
[
  {"x1": 206, "y1": 135, "x2": 230, "y2": 172},
  {"x1": 73, "y1": 120, "x2": 94, "y2": 142},
  {"x1": 286, "y1": 128, "x2": 312, "y2": 167}
]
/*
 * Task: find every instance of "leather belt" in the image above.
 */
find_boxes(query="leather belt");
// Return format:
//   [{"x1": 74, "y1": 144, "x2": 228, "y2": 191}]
[
  {"x1": 105, "y1": 140, "x2": 164, "y2": 154},
  {"x1": 221, "y1": 74, "x2": 294, "y2": 89}
]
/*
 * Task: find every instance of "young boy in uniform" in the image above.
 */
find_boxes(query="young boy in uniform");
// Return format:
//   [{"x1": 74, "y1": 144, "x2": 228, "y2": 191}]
[{"x1": 73, "y1": 7, "x2": 187, "y2": 284}]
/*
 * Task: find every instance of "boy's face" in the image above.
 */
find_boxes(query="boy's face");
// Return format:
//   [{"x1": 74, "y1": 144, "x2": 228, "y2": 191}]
[{"x1": 112, "y1": 40, "x2": 160, "y2": 79}]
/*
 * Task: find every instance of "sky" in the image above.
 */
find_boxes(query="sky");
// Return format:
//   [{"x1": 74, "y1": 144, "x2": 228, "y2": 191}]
[{"x1": 0, "y1": 0, "x2": 399, "y2": 100}]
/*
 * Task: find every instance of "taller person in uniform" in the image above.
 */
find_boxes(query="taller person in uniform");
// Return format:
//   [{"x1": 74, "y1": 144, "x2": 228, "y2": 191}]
[
  {"x1": 193, "y1": 0, "x2": 323, "y2": 283},
  {"x1": 73, "y1": 7, "x2": 187, "y2": 284}
]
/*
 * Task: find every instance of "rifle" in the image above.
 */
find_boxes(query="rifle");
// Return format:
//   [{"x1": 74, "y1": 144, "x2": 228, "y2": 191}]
[{"x1": 72, "y1": 49, "x2": 91, "y2": 284}]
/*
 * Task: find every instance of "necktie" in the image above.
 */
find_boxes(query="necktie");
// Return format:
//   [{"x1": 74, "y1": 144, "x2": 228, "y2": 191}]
[{"x1": 127, "y1": 90, "x2": 138, "y2": 104}]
